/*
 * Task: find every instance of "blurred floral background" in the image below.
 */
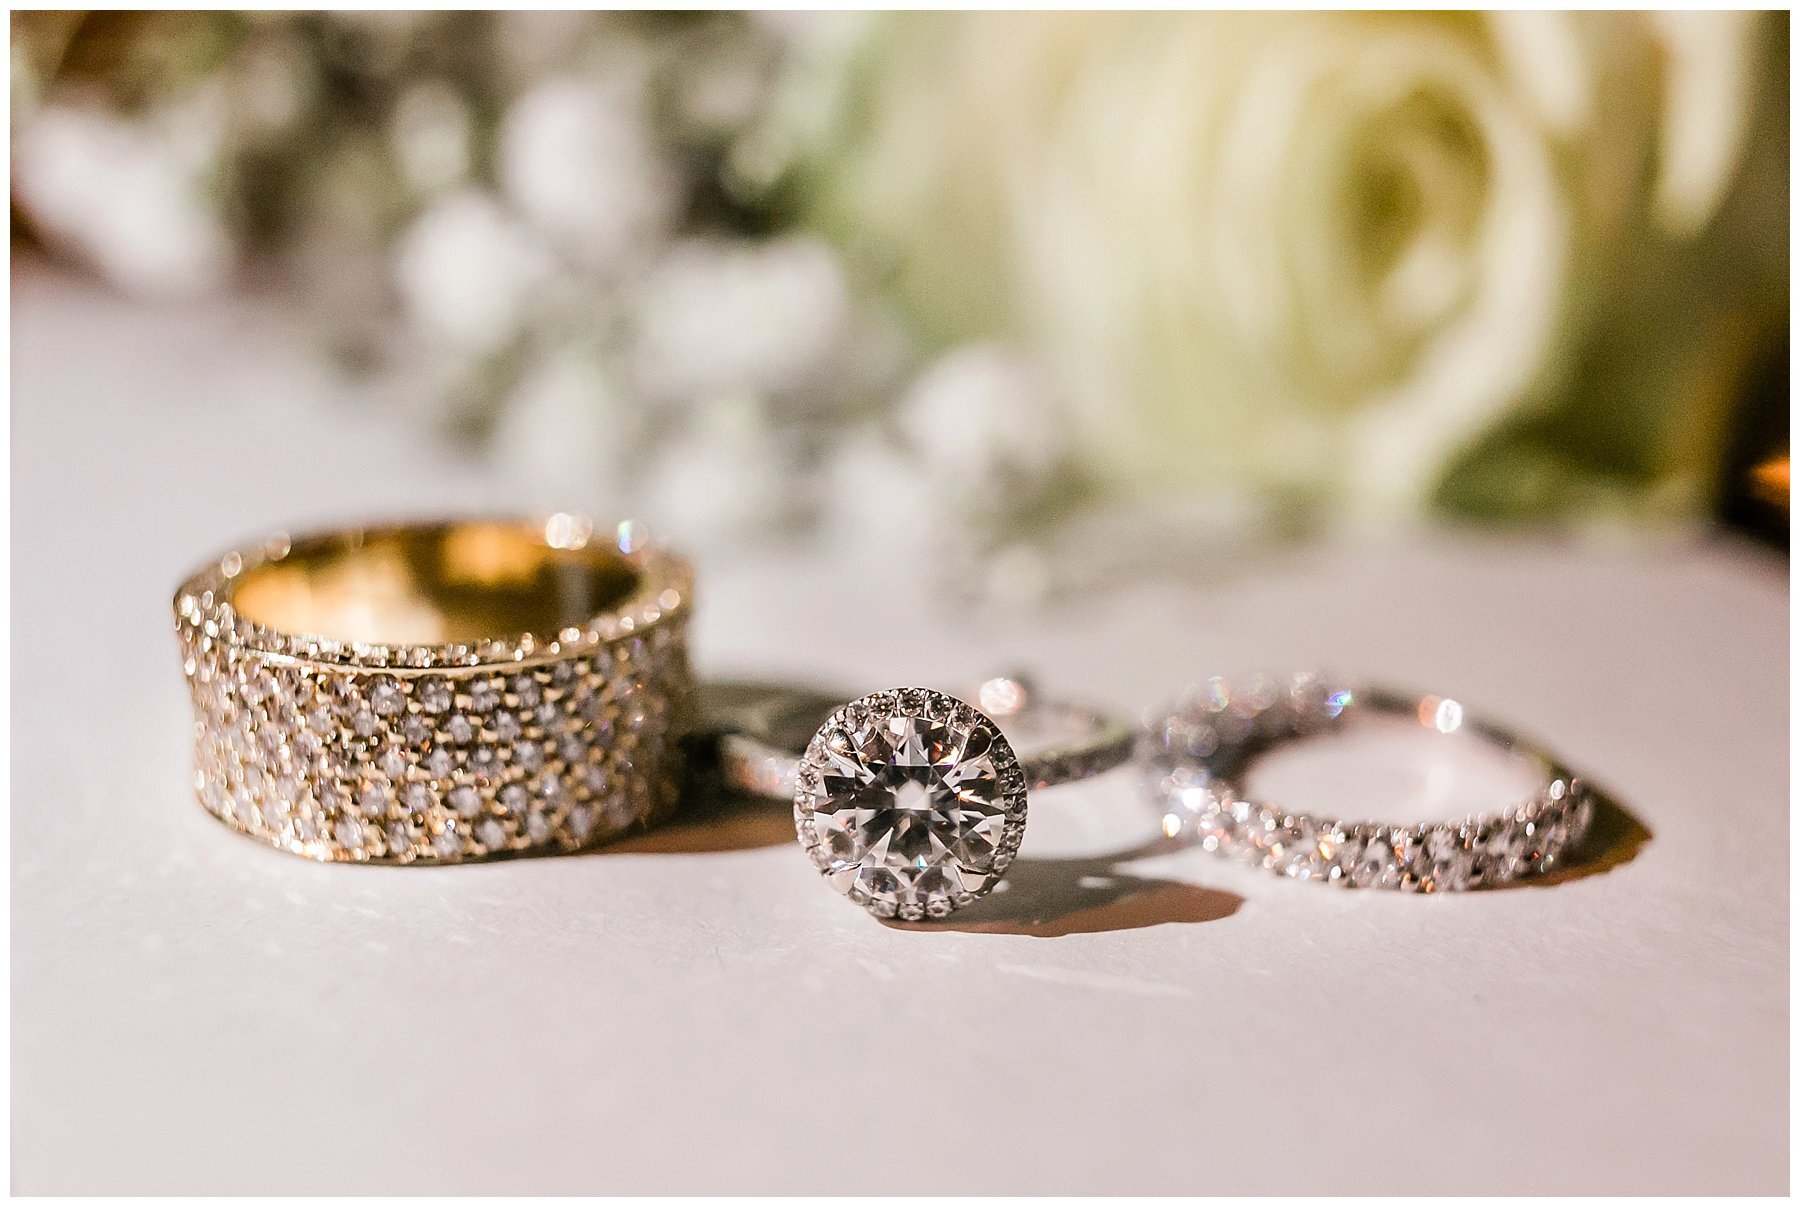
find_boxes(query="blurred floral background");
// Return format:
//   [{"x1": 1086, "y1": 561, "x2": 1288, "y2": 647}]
[{"x1": 11, "y1": 11, "x2": 1789, "y2": 597}]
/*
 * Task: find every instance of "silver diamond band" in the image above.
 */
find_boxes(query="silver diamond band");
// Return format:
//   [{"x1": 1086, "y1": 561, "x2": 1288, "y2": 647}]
[
  {"x1": 1144, "y1": 673, "x2": 1594, "y2": 892},
  {"x1": 173, "y1": 517, "x2": 694, "y2": 863}
]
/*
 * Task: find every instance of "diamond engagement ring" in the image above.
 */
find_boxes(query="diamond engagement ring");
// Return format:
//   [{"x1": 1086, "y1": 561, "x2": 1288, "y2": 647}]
[
  {"x1": 173, "y1": 516, "x2": 694, "y2": 863},
  {"x1": 715, "y1": 678, "x2": 1134, "y2": 919},
  {"x1": 1144, "y1": 673, "x2": 1595, "y2": 892}
]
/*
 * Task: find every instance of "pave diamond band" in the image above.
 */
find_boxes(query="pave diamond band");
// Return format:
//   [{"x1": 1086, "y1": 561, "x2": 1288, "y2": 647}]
[
  {"x1": 173, "y1": 517, "x2": 694, "y2": 863},
  {"x1": 1144, "y1": 673, "x2": 1594, "y2": 892},
  {"x1": 715, "y1": 678, "x2": 1132, "y2": 920}
]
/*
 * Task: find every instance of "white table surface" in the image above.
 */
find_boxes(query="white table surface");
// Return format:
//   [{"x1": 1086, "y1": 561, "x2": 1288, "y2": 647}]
[{"x1": 12, "y1": 266, "x2": 1789, "y2": 1194}]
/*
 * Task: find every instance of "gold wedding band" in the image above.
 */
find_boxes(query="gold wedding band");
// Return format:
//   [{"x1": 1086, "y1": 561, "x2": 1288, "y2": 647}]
[{"x1": 172, "y1": 516, "x2": 694, "y2": 863}]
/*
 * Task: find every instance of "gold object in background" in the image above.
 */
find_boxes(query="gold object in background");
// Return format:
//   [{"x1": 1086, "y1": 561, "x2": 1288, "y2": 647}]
[
  {"x1": 172, "y1": 517, "x2": 694, "y2": 863},
  {"x1": 1750, "y1": 454, "x2": 1789, "y2": 511}
]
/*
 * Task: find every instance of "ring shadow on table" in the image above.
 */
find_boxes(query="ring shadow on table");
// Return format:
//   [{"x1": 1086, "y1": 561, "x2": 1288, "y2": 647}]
[
  {"x1": 602, "y1": 682, "x2": 1650, "y2": 934},
  {"x1": 1525, "y1": 787, "x2": 1651, "y2": 888}
]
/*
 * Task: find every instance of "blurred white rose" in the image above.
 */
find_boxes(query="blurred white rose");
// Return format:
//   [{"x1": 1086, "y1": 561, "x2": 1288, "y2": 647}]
[
  {"x1": 900, "y1": 344, "x2": 1063, "y2": 477},
  {"x1": 392, "y1": 189, "x2": 553, "y2": 356},
  {"x1": 1643, "y1": 11, "x2": 1759, "y2": 236},
  {"x1": 896, "y1": 342, "x2": 1067, "y2": 520},
  {"x1": 491, "y1": 342, "x2": 637, "y2": 512},
  {"x1": 630, "y1": 235, "x2": 851, "y2": 405},
  {"x1": 490, "y1": 11, "x2": 606, "y2": 88},
  {"x1": 498, "y1": 73, "x2": 680, "y2": 275},
  {"x1": 818, "y1": 429, "x2": 939, "y2": 563},
  {"x1": 389, "y1": 79, "x2": 473, "y2": 198},
  {"x1": 806, "y1": 12, "x2": 1770, "y2": 524},
  {"x1": 637, "y1": 395, "x2": 803, "y2": 552},
  {"x1": 13, "y1": 92, "x2": 233, "y2": 297}
]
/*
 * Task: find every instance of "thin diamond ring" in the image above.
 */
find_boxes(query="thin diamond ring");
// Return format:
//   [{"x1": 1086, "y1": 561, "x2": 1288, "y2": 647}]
[
  {"x1": 1143, "y1": 672, "x2": 1594, "y2": 891},
  {"x1": 715, "y1": 677, "x2": 1134, "y2": 920}
]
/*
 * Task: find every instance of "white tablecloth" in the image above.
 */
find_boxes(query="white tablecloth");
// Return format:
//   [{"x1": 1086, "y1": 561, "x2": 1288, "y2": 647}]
[{"x1": 12, "y1": 266, "x2": 1787, "y2": 1193}]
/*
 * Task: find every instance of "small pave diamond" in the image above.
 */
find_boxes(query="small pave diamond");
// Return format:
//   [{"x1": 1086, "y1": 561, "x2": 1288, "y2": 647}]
[{"x1": 794, "y1": 689, "x2": 1027, "y2": 919}]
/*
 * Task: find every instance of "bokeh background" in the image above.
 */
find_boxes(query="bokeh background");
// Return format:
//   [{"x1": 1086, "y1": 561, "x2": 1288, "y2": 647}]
[
  {"x1": 11, "y1": 11, "x2": 1790, "y2": 598},
  {"x1": 10, "y1": 14, "x2": 1793, "y2": 1196}
]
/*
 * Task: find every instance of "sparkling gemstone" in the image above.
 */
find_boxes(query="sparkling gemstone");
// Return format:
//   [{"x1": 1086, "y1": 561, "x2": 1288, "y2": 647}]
[
  {"x1": 1391, "y1": 831, "x2": 1429, "y2": 889},
  {"x1": 334, "y1": 818, "x2": 364, "y2": 849},
  {"x1": 370, "y1": 678, "x2": 405, "y2": 716},
  {"x1": 1435, "y1": 850, "x2": 1477, "y2": 891},
  {"x1": 447, "y1": 716, "x2": 475, "y2": 743},
  {"x1": 379, "y1": 749, "x2": 409, "y2": 779},
  {"x1": 1485, "y1": 819, "x2": 1523, "y2": 866},
  {"x1": 1352, "y1": 835, "x2": 1395, "y2": 888},
  {"x1": 493, "y1": 712, "x2": 521, "y2": 742},
  {"x1": 526, "y1": 811, "x2": 552, "y2": 844},
  {"x1": 1425, "y1": 827, "x2": 1460, "y2": 863},
  {"x1": 797, "y1": 692, "x2": 1021, "y2": 916},
  {"x1": 419, "y1": 680, "x2": 453, "y2": 714},
  {"x1": 469, "y1": 746, "x2": 500, "y2": 781},
  {"x1": 260, "y1": 793, "x2": 291, "y2": 828},
  {"x1": 231, "y1": 786, "x2": 258, "y2": 825},
  {"x1": 424, "y1": 748, "x2": 454, "y2": 779},
  {"x1": 604, "y1": 794, "x2": 637, "y2": 827},
  {"x1": 1327, "y1": 829, "x2": 1364, "y2": 880},
  {"x1": 499, "y1": 784, "x2": 528, "y2": 813},
  {"x1": 432, "y1": 828, "x2": 462, "y2": 859},
  {"x1": 1536, "y1": 812, "x2": 1572, "y2": 867},
  {"x1": 477, "y1": 818, "x2": 507, "y2": 850},
  {"x1": 448, "y1": 785, "x2": 480, "y2": 818},
  {"x1": 568, "y1": 806, "x2": 597, "y2": 840},
  {"x1": 1271, "y1": 818, "x2": 1325, "y2": 879},
  {"x1": 404, "y1": 783, "x2": 434, "y2": 814}
]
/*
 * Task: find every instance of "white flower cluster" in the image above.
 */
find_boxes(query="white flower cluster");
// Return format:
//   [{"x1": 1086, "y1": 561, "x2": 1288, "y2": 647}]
[{"x1": 11, "y1": 11, "x2": 1075, "y2": 587}]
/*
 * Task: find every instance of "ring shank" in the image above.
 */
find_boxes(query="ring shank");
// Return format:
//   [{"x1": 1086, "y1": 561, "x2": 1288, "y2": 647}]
[{"x1": 714, "y1": 683, "x2": 1134, "y2": 800}]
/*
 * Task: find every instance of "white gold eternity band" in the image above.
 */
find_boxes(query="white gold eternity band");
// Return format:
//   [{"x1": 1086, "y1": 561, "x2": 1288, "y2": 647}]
[{"x1": 1143, "y1": 672, "x2": 1594, "y2": 892}]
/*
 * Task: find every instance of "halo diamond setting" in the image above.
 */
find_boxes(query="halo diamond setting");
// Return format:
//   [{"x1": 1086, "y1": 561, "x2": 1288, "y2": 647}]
[{"x1": 793, "y1": 688, "x2": 1027, "y2": 920}]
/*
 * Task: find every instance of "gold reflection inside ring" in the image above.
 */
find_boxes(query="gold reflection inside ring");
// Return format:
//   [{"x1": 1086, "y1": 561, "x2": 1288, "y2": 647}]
[{"x1": 230, "y1": 520, "x2": 640, "y2": 646}]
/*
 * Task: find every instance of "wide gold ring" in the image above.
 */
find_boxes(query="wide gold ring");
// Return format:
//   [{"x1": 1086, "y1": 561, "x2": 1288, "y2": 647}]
[{"x1": 171, "y1": 515, "x2": 694, "y2": 863}]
